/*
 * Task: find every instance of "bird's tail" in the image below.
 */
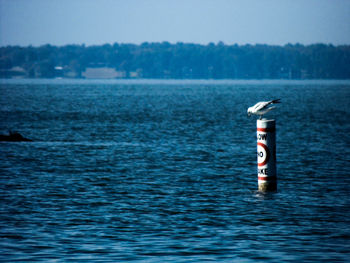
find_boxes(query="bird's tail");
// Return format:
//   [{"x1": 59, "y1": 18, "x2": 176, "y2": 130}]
[{"x1": 272, "y1": 99, "x2": 281, "y2": 104}]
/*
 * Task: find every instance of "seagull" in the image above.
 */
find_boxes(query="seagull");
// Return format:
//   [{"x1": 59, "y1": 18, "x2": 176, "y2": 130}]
[{"x1": 247, "y1": 99, "x2": 281, "y2": 119}]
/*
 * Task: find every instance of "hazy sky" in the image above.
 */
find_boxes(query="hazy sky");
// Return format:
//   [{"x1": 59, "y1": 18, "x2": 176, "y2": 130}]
[{"x1": 0, "y1": 0, "x2": 349, "y2": 47}]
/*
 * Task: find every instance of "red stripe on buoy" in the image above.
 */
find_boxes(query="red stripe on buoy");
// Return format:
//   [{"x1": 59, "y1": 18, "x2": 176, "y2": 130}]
[
  {"x1": 258, "y1": 176, "x2": 277, "y2": 181},
  {"x1": 257, "y1": 127, "x2": 275, "y2": 132}
]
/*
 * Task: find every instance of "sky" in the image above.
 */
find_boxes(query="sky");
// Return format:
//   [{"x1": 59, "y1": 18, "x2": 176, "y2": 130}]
[{"x1": 0, "y1": 0, "x2": 349, "y2": 47}]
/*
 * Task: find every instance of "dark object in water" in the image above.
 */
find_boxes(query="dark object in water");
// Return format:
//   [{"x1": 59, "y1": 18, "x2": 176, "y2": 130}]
[{"x1": 0, "y1": 131, "x2": 32, "y2": 142}]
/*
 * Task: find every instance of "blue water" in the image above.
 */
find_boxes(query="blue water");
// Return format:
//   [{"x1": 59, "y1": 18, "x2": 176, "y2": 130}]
[{"x1": 1, "y1": 79, "x2": 350, "y2": 262}]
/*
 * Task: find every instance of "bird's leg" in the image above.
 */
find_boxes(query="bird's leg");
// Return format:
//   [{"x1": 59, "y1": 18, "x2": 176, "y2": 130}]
[{"x1": 259, "y1": 115, "x2": 262, "y2": 120}]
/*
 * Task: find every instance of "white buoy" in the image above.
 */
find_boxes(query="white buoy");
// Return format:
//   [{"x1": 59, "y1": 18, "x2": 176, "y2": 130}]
[{"x1": 257, "y1": 119, "x2": 277, "y2": 191}]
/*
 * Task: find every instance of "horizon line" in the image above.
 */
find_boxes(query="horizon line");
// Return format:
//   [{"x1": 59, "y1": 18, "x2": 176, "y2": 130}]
[{"x1": 1, "y1": 41, "x2": 349, "y2": 48}]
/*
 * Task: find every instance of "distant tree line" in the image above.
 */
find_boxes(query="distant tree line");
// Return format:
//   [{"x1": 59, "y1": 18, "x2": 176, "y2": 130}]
[{"x1": 1, "y1": 42, "x2": 349, "y2": 79}]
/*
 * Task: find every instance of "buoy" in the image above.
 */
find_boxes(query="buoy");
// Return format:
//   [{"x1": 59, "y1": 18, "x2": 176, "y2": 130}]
[{"x1": 257, "y1": 119, "x2": 277, "y2": 191}]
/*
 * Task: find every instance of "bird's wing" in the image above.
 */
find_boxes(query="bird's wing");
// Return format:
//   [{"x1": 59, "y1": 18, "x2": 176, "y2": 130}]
[{"x1": 253, "y1": 101, "x2": 269, "y2": 112}]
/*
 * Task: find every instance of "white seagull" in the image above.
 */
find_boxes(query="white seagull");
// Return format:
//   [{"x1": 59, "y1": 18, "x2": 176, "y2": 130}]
[{"x1": 247, "y1": 99, "x2": 281, "y2": 119}]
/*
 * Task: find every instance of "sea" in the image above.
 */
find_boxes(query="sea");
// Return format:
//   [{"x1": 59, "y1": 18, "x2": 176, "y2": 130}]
[{"x1": 1, "y1": 79, "x2": 350, "y2": 262}]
